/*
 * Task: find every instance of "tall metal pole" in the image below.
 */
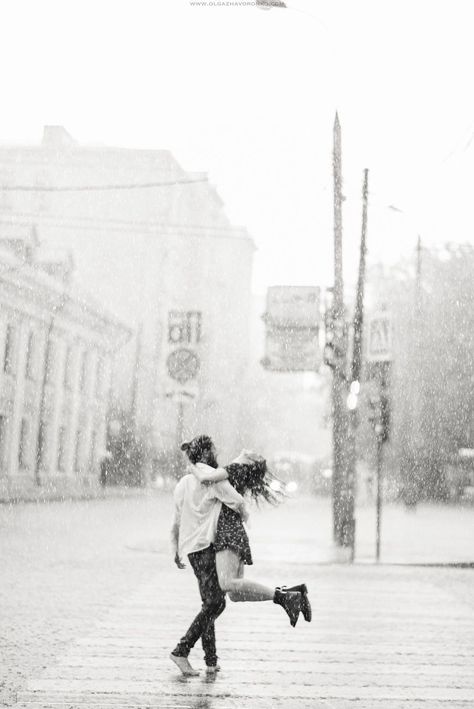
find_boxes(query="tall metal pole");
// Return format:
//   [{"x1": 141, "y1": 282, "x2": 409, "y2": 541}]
[
  {"x1": 350, "y1": 169, "x2": 369, "y2": 385},
  {"x1": 344, "y1": 169, "x2": 369, "y2": 558},
  {"x1": 331, "y1": 112, "x2": 348, "y2": 544},
  {"x1": 407, "y1": 237, "x2": 423, "y2": 506},
  {"x1": 375, "y1": 363, "x2": 389, "y2": 561},
  {"x1": 333, "y1": 114, "x2": 344, "y2": 314},
  {"x1": 375, "y1": 431, "x2": 383, "y2": 561}
]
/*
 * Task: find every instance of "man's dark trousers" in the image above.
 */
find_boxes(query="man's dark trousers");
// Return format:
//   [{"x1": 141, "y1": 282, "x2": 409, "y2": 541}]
[{"x1": 172, "y1": 545, "x2": 226, "y2": 667}]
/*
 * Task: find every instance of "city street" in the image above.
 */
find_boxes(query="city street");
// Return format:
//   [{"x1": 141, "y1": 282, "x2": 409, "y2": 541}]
[
  {"x1": 1, "y1": 492, "x2": 474, "y2": 708},
  {"x1": 2, "y1": 3, "x2": 474, "y2": 708}
]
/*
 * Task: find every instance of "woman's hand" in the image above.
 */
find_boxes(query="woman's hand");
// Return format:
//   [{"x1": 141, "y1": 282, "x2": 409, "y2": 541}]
[{"x1": 240, "y1": 503, "x2": 249, "y2": 524}]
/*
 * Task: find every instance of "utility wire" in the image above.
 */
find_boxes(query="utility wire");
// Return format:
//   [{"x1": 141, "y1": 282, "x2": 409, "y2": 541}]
[
  {"x1": 0, "y1": 213, "x2": 249, "y2": 242},
  {"x1": 0, "y1": 177, "x2": 208, "y2": 192}
]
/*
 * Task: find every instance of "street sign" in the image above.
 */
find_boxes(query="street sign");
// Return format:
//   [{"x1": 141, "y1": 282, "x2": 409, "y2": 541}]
[
  {"x1": 167, "y1": 348, "x2": 200, "y2": 383},
  {"x1": 262, "y1": 286, "x2": 321, "y2": 372},
  {"x1": 265, "y1": 286, "x2": 320, "y2": 328},
  {"x1": 263, "y1": 327, "x2": 320, "y2": 372},
  {"x1": 366, "y1": 311, "x2": 392, "y2": 362},
  {"x1": 168, "y1": 310, "x2": 201, "y2": 345},
  {"x1": 164, "y1": 310, "x2": 202, "y2": 398},
  {"x1": 165, "y1": 387, "x2": 197, "y2": 402}
]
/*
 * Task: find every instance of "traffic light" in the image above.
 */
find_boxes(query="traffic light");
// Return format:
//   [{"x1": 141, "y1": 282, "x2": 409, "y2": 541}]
[
  {"x1": 368, "y1": 392, "x2": 390, "y2": 442},
  {"x1": 367, "y1": 394, "x2": 379, "y2": 422},
  {"x1": 323, "y1": 307, "x2": 347, "y2": 372}
]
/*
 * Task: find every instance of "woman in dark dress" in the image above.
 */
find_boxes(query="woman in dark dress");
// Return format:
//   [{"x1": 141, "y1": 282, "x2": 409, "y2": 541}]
[{"x1": 187, "y1": 448, "x2": 311, "y2": 627}]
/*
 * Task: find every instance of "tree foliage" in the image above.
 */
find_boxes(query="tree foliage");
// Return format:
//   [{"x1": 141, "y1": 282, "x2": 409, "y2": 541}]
[
  {"x1": 105, "y1": 408, "x2": 149, "y2": 487},
  {"x1": 362, "y1": 243, "x2": 474, "y2": 500}
]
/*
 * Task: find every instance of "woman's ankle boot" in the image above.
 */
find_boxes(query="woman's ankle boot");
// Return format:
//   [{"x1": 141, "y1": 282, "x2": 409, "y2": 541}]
[
  {"x1": 273, "y1": 587, "x2": 302, "y2": 627},
  {"x1": 284, "y1": 584, "x2": 312, "y2": 622}
]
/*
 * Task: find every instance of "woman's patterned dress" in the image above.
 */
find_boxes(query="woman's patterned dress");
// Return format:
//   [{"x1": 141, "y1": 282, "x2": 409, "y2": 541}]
[{"x1": 214, "y1": 504, "x2": 253, "y2": 565}]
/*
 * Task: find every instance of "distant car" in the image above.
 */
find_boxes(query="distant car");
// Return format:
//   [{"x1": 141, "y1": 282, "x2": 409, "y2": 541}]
[
  {"x1": 268, "y1": 452, "x2": 319, "y2": 495},
  {"x1": 444, "y1": 455, "x2": 474, "y2": 501},
  {"x1": 270, "y1": 478, "x2": 299, "y2": 495}
]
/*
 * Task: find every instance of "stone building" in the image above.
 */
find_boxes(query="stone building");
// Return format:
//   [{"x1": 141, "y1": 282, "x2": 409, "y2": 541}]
[
  {"x1": 0, "y1": 127, "x2": 255, "y2": 463},
  {"x1": 0, "y1": 225, "x2": 130, "y2": 501}
]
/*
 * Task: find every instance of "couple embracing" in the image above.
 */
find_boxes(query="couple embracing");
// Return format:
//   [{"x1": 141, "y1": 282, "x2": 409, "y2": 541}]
[{"x1": 170, "y1": 434, "x2": 311, "y2": 676}]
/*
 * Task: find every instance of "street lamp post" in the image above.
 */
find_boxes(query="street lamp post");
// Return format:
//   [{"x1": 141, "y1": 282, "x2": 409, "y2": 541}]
[
  {"x1": 368, "y1": 365, "x2": 390, "y2": 562},
  {"x1": 343, "y1": 169, "x2": 369, "y2": 558},
  {"x1": 256, "y1": 0, "x2": 368, "y2": 557},
  {"x1": 330, "y1": 112, "x2": 350, "y2": 547}
]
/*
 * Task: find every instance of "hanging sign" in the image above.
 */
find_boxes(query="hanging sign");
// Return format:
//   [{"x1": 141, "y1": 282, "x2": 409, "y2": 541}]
[
  {"x1": 165, "y1": 310, "x2": 202, "y2": 398},
  {"x1": 262, "y1": 286, "x2": 321, "y2": 372},
  {"x1": 366, "y1": 311, "x2": 392, "y2": 362}
]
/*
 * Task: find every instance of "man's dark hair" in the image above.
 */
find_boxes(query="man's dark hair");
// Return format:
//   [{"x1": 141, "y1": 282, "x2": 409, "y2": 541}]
[{"x1": 181, "y1": 435, "x2": 218, "y2": 468}]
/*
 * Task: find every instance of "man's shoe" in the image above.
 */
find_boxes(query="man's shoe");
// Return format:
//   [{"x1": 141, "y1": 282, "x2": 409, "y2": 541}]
[
  {"x1": 170, "y1": 653, "x2": 200, "y2": 676},
  {"x1": 273, "y1": 588, "x2": 302, "y2": 627},
  {"x1": 284, "y1": 583, "x2": 312, "y2": 622}
]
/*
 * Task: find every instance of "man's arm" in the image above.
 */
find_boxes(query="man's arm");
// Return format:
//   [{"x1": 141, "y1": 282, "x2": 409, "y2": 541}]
[
  {"x1": 170, "y1": 508, "x2": 181, "y2": 557},
  {"x1": 189, "y1": 463, "x2": 248, "y2": 519},
  {"x1": 171, "y1": 481, "x2": 186, "y2": 569}
]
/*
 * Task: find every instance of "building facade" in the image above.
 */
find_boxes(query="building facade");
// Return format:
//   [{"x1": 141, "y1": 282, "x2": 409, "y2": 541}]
[
  {"x1": 0, "y1": 225, "x2": 130, "y2": 501},
  {"x1": 0, "y1": 127, "x2": 255, "y2": 463}
]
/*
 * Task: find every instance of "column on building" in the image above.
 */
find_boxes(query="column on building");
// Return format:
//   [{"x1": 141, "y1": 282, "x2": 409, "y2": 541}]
[{"x1": 0, "y1": 227, "x2": 131, "y2": 501}]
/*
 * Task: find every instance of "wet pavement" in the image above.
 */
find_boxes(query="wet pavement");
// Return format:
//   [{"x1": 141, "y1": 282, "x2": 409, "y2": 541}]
[{"x1": 1, "y1": 492, "x2": 474, "y2": 708}]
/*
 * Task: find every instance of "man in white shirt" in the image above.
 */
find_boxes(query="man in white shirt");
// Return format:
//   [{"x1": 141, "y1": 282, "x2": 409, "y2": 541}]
[{"x1": 170, "y1": 435, "x2": 247, "y2": 676}]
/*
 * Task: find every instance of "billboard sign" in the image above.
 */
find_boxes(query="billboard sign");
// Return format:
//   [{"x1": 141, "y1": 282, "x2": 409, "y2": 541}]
[
  {"x1": 263, "y1": 327, "x2": 320, "y2": 372},
  {"x1": 266, "y1": 286, "x2": 321, "y2": 327},
  {"x1": 262, "y1": 286, "x2": 321, "y2": 372},
  {"x1": 168, "y1": 310, "x2": 202, "y2": 346}
]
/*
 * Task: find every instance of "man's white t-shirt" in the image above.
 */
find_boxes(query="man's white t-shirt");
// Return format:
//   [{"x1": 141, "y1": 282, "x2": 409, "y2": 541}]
[{"x1": 173, "y1": 471, "x2": 245, "y2": 558}]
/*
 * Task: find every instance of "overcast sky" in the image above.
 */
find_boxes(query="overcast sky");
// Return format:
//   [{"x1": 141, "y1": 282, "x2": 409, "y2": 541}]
[{"x1": 1, "y1": 0, "x2": 473, "y2": 293}]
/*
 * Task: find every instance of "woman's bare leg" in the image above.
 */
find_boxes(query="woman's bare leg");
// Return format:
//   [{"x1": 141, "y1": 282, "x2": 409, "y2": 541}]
[{"x1": 216, "y1": 550, "x2": 274, "y2": 602}]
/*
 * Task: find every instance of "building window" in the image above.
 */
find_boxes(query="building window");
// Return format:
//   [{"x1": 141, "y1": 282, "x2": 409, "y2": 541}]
[
  {"x1": 63, "y1": 346, "x2": 74, "y2": 389},
  {"x1": 79, "y1": 351, "x2": 88, "y2": 393},
  {"x1": 3, "y1": 324, "x2": 16, "y2": 375},
  {"x1": 95, "y1": 356, "x2": 104, "y2": 398},
  {"x1": 57, "y1": 425, "x2": 67, "y2": 472},
  {"x1": 0, "y1": 415, "x2": 8, "y2": 472},
  {"x1": 38, "y1": 420, "x2": 48, "y2": 470},
  {"x1": 45, "y1": 339, "x2": 57, "y2": 384},
  {"x1": 18, "y1": 418, "x2": 30, "y2": 469},
  {"x1": 25, "y1": 331, "x2": 37, "y2": 381},
  {"x1": 90, "y1": 429, "x2": 97, "y2": 468},
  {"x1": 74, "y1": 428, "x2": 83, "y2": 471},
  {"x1": 89, "y1": 356, "x2": 98, "y2": 397}
]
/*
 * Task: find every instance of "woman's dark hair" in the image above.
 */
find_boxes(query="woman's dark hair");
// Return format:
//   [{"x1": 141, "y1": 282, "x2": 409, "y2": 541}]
[
  {"x1": 181, "y1": 435, "x2": 217, "y2": 467},
  {"x1": 225, "y1": 459, "x2": 280, "y2": 505}
]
